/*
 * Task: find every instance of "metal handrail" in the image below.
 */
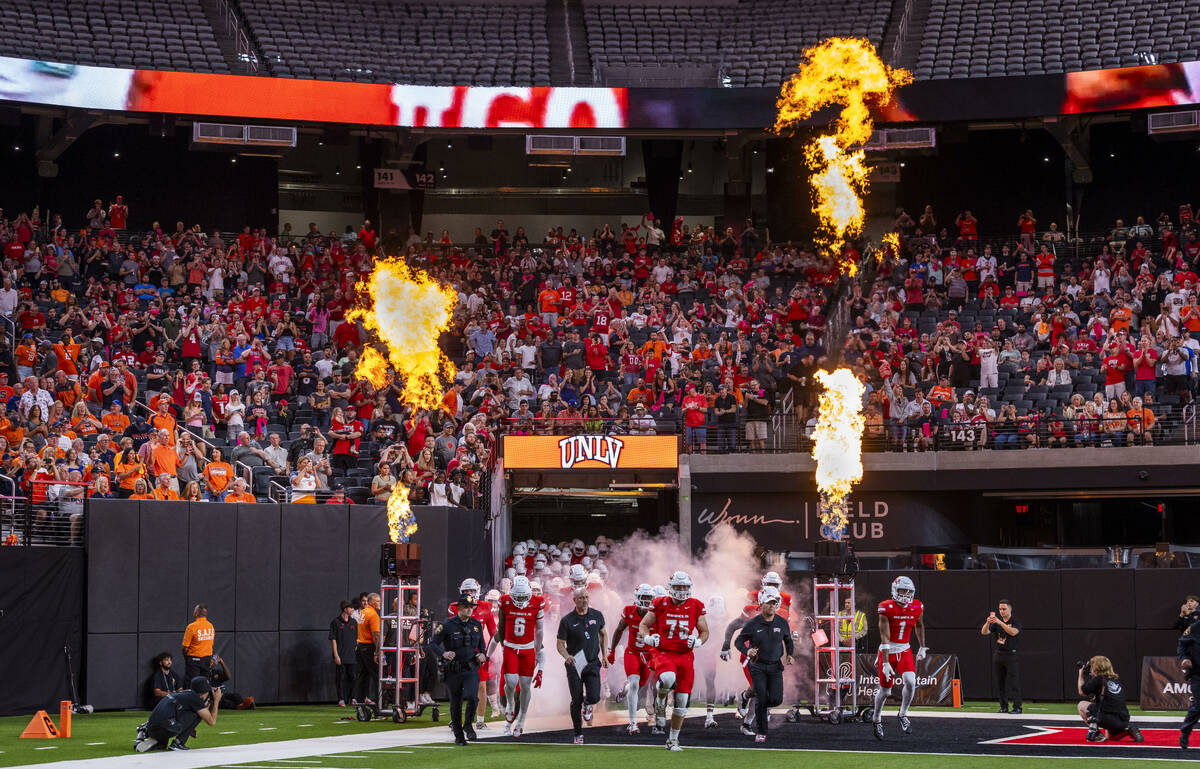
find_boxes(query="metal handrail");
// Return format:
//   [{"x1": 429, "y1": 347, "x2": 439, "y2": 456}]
[{"x1": 268, "y1": 479, "x2": 289, "y2": 503}]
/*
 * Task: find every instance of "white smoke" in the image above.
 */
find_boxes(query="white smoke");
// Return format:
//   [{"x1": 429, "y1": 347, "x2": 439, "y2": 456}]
[{"x1": 499, "y1": 523, "x2": 816, "y2": 729}]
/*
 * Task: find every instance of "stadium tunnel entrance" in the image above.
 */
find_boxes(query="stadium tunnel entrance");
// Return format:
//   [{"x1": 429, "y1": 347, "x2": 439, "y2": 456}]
[{"x1": 499, "y1": 434, "x2": 680, "y2": 547}]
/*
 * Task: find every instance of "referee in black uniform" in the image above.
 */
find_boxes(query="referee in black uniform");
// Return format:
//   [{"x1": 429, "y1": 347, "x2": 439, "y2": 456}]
[
  {"x1": 733, "y1": 586, "x2": 793, "y2": 741},
  {"x1": 981, "y1": 599, "x2": 1022, "y2": 714},
  {"x1": 556, "y1": 589, "x2": 608, "y2": 744},
  {"x1": 429, "y1": 593, "x2": 487, "y2": 746}
]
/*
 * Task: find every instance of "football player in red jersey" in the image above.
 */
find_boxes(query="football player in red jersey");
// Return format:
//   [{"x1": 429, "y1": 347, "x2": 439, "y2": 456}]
[
  {"x1": 449, "y1": 578, "x2": 499, "y2": 732},
  {"x1": 487, "y1": 576, "x2": 544, "y2": 738},
  {"x1": 761, "y1": 571, "x2": 793, "y2": 617},
  {"x1": 638, "y1": 571, "x2": 710, "y2": 752},
  {"x1": 607, "y1": 583, "x2": 656, "y2": 734},
  {"x1": 872, "y1": 576, "x2": 928, "y2": 740},
  {"x1": 721, "y1": 589, "x2": 763, "y2": 735}
]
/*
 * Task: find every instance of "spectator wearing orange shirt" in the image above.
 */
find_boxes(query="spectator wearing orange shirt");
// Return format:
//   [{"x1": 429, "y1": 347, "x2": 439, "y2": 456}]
[
  {"x1": 1126, "y1": 396, "x2": 1156, "y2": 446},
  {"x1": 150, "y1": 430, "x2": 182, "y2": 490},
  {"x1": 626, "y1": 378, "x2": 654, "y2": 408},
  {"x1": 101, "y1": 401, "x2": 131, "y2": 434},
  {"x1": 130, "y1": 478, "x2": 154, "y2": 499},
  {"x1": 222, "y1": 477, "x2": 257, "y2": 503},
  {"x1": 15, "y1": 334, "x2": 36, "y2": 381},
  {"x1": 538, "y1": 284, "x2": 561, "y2": 327},
  {"x1": 151, "y1": 400, "x2": 178, "y2": 442},
  {"x1": 152, "y1": 473, "x2": 181, "y2": 501},
  {"x1": 202, "y1": 448, "x2": 235, "y2": 501}
]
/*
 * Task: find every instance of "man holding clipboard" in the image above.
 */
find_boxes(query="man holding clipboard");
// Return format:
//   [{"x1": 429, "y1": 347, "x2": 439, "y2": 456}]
[{"x1": 557, "y1": 589, "x2": 608, "y2": 744}]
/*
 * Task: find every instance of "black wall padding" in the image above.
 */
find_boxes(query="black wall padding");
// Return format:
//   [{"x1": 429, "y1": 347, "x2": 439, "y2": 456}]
[
  {"x1": 85, "y1": 502, "x2": 489, "y2": 708},
  {"x1": 280, "y1": 505, "x2": 350, "y2": 630},
  {"x1": 84, "y1": 633, "x2": 137, "y2": 712},
  {"x1": 236, "y1": 504, "x2": 281, "y2": 632},
  {"x1": 235, "y1": 632, "x2": 280, "y2": 704},
  {"x1": 87, "y1": 500, "x2": 139, "y2": 633},
  {"x1": 1061, "y1": 570, "x2": 1137, "y2": 629},
  {"x1": 989, "y1": 570, "x2": 1062, "y2": 629},
  {"x1": 189, "y1": 503, "x2": 238, "y2": 623},
  {"x1": 278, "y1": 630, "x2": 334, "y2": 702},
  {"x1": 138, "y1": 502, "x2": 191, "y2": 632},
  {"x1": 0, "y1": 548, "x2": 84, "y2": 715}
]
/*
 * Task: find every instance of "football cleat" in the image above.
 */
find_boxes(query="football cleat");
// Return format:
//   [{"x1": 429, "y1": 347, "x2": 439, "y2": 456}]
[
  {"x1": 740, "y1": 724, "x2": 756, "y2": 737},
  {"x1": 627, "y1": 723, "x2": 640, "y2": 735},
  {"x1": 899, "y1": 715, "x2": 911, "y2": 734},
  {"x1": 512, "y1": 723, "x2": 524, "y2": 738},
  {"x1": 755, "y1": 734, "x2": 766, "y2": 743},
  {"x1": 652, "y1": 724, "x2": 666, "y2": 735},
  {"x1": 574, "y1": 734, "x2": 585, "y2": 745},
  {"x1": 666, "y1": 739, "x2": 683, "y2": 751},
  {"x1": 135, "y1": 737, "x2": 158, "y2": 753},
  {"x1": 705, "y1": 715, "x2": 718, "y2": 729},
  {"x1": 505, "y1": 708, "x2": 515, "y2": 724},
  {"x1": 583, "y1": 704, "x2": 594, "y2": 723},
  {"x1": 873, "y1": 720, "x2": 884, "y2": 740},
  {"x1": 737, "y1": 691, "x2": 750, "y2": 718},
  {"x1": 474, "y1": 720, "x2": 487, "y2": 730},
  {"x1": 503, "y1": 722, "x2": 512, "y2": 736}
]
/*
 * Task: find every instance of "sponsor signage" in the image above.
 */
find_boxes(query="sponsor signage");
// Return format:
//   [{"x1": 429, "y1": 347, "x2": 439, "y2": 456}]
[
  {"x1": 842, "y1": 653, "x2": 959, "y2": 706},
  {"x1": 690, "y1": 491, "x2": 972, "y2": 551},
  {"x1": 1, "y1": 55, "x2": 1199, "y2": 129},
  {"x1": 1140, "y1": 655, "x2": 1193, "y2": 710},
  {"x1": 502, "y1": 434, "x2": 677, "y2": 470}
]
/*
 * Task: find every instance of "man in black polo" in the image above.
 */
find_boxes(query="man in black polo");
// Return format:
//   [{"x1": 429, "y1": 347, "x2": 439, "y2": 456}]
[
  {"x1": 329, "y1": 600, "x2": 358, "y2": 707},
  {"x1": 150, "y1": 652, "x2": 182, "y2": 704},
  {"x1": 733, "y1": 586, "x2": 793, "y2": 742},
  {"x1": 981, "y1": 598, "x2": 1022, "y2": 714},
  {"x1": 556, "y1": 589, "x2": 608, "y2": 744},
  {"x1": 135, "y1": 677, "x2": 221, "y2": 752}
]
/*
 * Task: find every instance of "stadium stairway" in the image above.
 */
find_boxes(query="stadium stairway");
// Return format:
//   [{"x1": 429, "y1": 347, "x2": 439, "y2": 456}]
[
  {"x1": 199, "y1": 0, "x2": 253, "y2": 74},
  {"x1": 886, "y1": 0, "x2": 933, "y2": 73},
  {"x1": 547, "y1": 0, "x2": 593, "y2": 85}
]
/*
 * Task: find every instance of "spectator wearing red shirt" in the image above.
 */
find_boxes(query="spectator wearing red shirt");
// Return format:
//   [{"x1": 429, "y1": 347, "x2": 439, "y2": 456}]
[
  {"x1": 108, "y1": 195, "x2": 128, "y2": 230},
  {"x1": 357, "y1": 220, "x2": 377, "y2": 251},
  {"x1": 682, "y1": 386, "x2": 709, "y2": 453},
  {"x1": 1102, "y1": 345, "x2": 1130, "y2": 400},
  {"x1": 584, "y1": 333, "x2": 608, "y2": 375},
  {"x1": 1132, "y1": 338, "x2": 1159, "y2": 398},
  {"x1": 955, "y1": 210, "x2": 979, "y2": 243},
  {"x1": 329, "y1": 405, "x2": 364, "y2": 474}
]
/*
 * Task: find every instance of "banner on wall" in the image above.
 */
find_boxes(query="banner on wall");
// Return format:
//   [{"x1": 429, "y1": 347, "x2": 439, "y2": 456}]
[
  {"x1": 820, "y1": 653, "x2": 959, "y2": 707},
  {"x1": 1139, "y1": 655, "x2": 1193, "y2": 710},
  {"x1": 690, "y1": 491, "x2": 972, "y2": 552},
  {"x1": 502, "y1": 434, "x2": 678, "y2": 470},
  {"x1": 1, "y1": 55, "x2": 1200, "y2": 129}
]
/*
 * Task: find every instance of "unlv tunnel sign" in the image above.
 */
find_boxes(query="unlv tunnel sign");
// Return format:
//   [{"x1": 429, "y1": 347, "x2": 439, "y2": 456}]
[
  {"x1": 503, "y1": 434, "x2": 678, "y2": 471},
  {"x1": 690, "y1": 491, "x2": 976, "y2": 552}
]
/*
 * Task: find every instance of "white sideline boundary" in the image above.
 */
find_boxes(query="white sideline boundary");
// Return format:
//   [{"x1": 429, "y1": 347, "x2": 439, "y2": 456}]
[{"x1": 23, "y1": 708, "x2": 1185, "y2": 769}]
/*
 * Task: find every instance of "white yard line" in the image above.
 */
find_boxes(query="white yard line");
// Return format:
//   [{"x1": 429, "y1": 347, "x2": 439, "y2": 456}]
[{"x1": 26, "y1": 725, "x2": 457, "y2": 769}]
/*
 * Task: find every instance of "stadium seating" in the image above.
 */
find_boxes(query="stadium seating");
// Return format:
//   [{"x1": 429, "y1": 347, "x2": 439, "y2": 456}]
[
  {"x1": 0, "y1": 0, "x2": 229, "y2": 73},
  {"x1": 914, "y1": 0, "x2": 1200, "y2": 79},
  {"x1": 584, "y1": 0, "x2": 891, "y2": 87},
  {"x1": 240, "y1": 0, "x2": 551, "y2": 85}
]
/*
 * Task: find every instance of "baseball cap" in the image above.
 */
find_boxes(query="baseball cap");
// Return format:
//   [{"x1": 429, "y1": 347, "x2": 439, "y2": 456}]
[
  {"x1": 457, "y1": 593, "x2": 478, "y2": 607},
  {"x1": 332, "y1": 482, "x2": 345, "y2": 491},
  {"x1": 190, "y1": 676, "x2": 212, "y2": 694}
]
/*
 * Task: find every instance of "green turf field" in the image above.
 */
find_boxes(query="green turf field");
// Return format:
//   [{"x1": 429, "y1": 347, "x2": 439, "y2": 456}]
[
  {"x1": 0, "y1": 704, "x2": 444, "y2": 766},
  {"x1": 0, "y1": 702, "x2": 1189, "y2": 767}
]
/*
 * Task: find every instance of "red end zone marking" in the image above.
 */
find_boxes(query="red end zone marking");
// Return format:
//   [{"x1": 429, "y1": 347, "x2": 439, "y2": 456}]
[{"x1": 985, "y1": 726, "x2": 1181, "y2": 748}]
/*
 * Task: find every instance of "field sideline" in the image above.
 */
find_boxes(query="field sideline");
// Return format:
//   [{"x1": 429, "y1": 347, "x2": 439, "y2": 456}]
[{"x1": 0, "y1": 703, "x2": 1192, "y2": 769}]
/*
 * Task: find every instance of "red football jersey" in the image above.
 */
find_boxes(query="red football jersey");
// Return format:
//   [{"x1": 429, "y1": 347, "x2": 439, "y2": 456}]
[
  {"x1": 650, "y1": 595, "x2": 706, "y2": 653},
  {"x1": 739, "y1": 602, "x2": 760, "y2": 620},
  {"x1": 621, "y1": 604, "x2": 650, "y2": 651},
  {"x1": 448, "y1": 600, "x2": 498, "y2": 640},
  {"x1": 499, "y1": 594, "x2": 544, "y2": 647},
  {"x1": 877, "y1": 598, "x2": 924, "y2": 645}
]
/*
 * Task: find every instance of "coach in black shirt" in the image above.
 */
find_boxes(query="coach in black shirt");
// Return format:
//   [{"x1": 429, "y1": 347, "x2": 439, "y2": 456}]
[
  {"x1": 734, "y1": 588, "x2": 793, "y2": 739},
  {"x1": 556, "y1": 590, "x2": 608, "y2": 742},
  {"x1": 981, "y1": 599, "x2": 1022, "y2": 713}
]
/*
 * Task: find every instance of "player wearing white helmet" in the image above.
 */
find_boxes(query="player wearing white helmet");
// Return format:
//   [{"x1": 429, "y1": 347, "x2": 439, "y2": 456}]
[
  {"x1": 569, "y1": 563, "x2": 588, "y2": 590},
  {"x1": 449, "y1": 579, "x2": 498, "y2": 731},
  {"x1": 586, "y1": 544, "x2": 599, "y2": 558},
  {"x1": 760, "y1": 571, "x2": 793, "y2": 616},
  {"x1": 485, "y1": 589, "x2": 501, "y2": 603},
  {"x1": 529, "y1": 580, "x2": 543, "y2": 596},
  {"x1": 653, "y1": 584, "x2": 668, "y2": 599},
  {"x1": 702, "y1": 595, "x2": 728, "y2": 729},
  {"x1": 872, "y1": 576, "x2": 926, "y2": 740},
  {"x1": 486, "y1": 576, "x2": 545, "y2": 738},
  {"x1": 638, "y1": 571, "x2": 709, "y2": 751},
  {"x1": 608, "y1": 584, "x2": 657, "y2": 734},
  {"x1": 581, "y1": 556, "x2": 593, "y2": 570},
  {"x1": 499, "y1": 577, "x2": 513, "y2": 595},
  {"x1": 570, "y1": 539, "x2": 586, "y2": 564}
]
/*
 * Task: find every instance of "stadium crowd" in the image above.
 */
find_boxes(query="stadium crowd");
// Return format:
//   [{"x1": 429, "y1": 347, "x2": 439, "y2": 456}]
[{"x1": 0, "y1": 198, "x2": 1197, "y2": 528}]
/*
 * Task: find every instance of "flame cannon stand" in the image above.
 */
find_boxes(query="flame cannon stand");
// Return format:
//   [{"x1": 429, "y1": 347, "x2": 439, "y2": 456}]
[{"x1": 355, "y1": 543, "x2": 439, "y2": 724}]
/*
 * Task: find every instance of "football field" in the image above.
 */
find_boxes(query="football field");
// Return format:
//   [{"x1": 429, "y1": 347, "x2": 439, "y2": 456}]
[{"x1": 1, "y1": 703, "x2": 1197, "y2": 769}]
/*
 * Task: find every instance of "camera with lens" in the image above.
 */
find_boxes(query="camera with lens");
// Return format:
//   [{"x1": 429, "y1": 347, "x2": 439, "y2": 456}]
[{"x1": 1076, "y1": 659, "x2": 1092, "y2": 676}]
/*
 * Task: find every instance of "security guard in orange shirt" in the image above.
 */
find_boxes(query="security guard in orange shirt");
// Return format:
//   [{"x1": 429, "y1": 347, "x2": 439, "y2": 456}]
[{"x1": 182, "y1": 604, "x2": 216, "y2": 681}]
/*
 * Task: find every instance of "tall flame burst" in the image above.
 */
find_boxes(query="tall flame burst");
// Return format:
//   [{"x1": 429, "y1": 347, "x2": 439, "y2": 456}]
[
  {"x1": 811, "y1": 369, "x2": 866, "y2": 538},
  {"x1": 348, "y1": 260, "x2": 457, "y2": 543},
  {"x1": 773, "y1": 38, "x2": 912, "y2": 276}
]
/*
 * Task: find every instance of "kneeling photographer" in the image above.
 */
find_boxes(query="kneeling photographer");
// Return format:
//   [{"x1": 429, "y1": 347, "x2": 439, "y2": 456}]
[
  {"x1": 135, "y1": 676, "x2": 221, "y2": 752},
  {"x1": 1076, "y1": 656, "x2": 1142, "y2": 744}
]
